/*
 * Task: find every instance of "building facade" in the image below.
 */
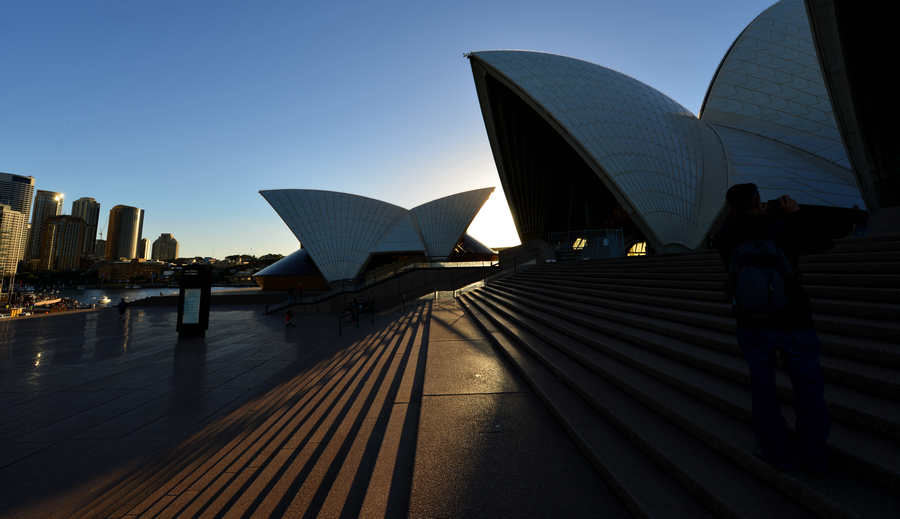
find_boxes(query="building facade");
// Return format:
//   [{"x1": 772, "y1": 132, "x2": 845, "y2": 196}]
[
  {"x1": 71, "y1": 197, "x2": 100, "y2": 255},
  {"x1": 0, "y1": 204, "x2": 26, "y2": 276},
  {"x1": 94, "y1": 239, "x2": 106, "y2": 257},
  {"x1": 137, "y1": 238, "x2": 151, "y2": 259},
  {"x1": 151, "y1": 233, "x2": 179, "y2": 261},
  {"x1": 38, "y1": 216, "x2": 86, "y2": 271},
  {"x1": 105, "y1": 205, "x2": 144, "y2": 259},
  {"x1": 26, "y1": 190, "x2": 64, "y2": 261},
  {"x1": 0, "y1": 173, "x2": 35, "y2": 262}
]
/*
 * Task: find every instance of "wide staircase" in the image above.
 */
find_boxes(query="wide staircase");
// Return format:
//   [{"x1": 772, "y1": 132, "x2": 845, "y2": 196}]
[{"x1": 458, "y1": 234, "x2": 900, "y2": 518}]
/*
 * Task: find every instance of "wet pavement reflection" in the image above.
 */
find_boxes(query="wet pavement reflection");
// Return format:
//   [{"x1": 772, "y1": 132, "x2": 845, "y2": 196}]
[{"x1": 0, "y1": 304, "x2": 377, "y2": 518}]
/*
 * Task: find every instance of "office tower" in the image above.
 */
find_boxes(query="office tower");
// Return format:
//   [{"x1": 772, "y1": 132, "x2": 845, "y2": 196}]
[
  {"x1": 26, "y1": 190, "x2": 63, "y2": 261},
  {"x1": 0, "y1": 204, "x2": 26, "y2": 276},
  {"x1": 72, "y1": 197, "x2": 100, "y2": 255},
  {"x1": 105, "y1": 205, "x2": 143, "y2": 259},
  {"x1": 94, "y1": 239, "x2": 106, "y2": 257},
  {"x1": 138, "y1": 238, "x2": 151, "y2": 259},
  {"x1": 151, "y1": 233, "x2": 179, "y2": 261},
  {"x1": 0, "y1": 173, "x2": 35, "y2": 261},
  {"x1": 38, "y1": 216, "x2": 85, "y2": 271}
]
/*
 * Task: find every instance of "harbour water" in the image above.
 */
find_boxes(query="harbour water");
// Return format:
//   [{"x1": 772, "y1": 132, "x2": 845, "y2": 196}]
[{"x1": 58, "y1": 286, "x2": 259, "y2": 305}]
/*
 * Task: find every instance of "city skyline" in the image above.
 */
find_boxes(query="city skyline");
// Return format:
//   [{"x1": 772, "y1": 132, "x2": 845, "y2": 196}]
[{"x1": 1, "y1": 1, "x2": 775, "y2": 257}]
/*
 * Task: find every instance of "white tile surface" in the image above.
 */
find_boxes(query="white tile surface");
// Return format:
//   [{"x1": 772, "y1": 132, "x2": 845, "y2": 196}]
[
  {"x1": 410, "y1": 187, "x2": 494, "y2": 257},
  {"x1": 260, "y1": 188, "x2": 493, "y2": 282},
  {"x1": 471, "y1": 50, "x2": 721, "y2": 249},
  {"x1": 702, "y1": 0, "x2": 850, "y2": 169}
]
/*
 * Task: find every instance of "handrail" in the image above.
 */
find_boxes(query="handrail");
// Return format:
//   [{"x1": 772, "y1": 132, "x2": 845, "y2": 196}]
[{"x1": 266, "y1": 261, "x2": 500, "y2": 314}]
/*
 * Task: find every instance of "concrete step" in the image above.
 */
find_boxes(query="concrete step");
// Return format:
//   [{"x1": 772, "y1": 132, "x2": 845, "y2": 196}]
[
  {"x1": 547, "y1": 259, "x2": 900, "y2": 275},
  {"x1": 496, "y1": 277, "x2": 900, "y2": 346},
  {"x1": 464, "y1": 293, "x2": 898, "y2": 517},
  {"x1": 832, "y1": 236, "x2": 900, "y2": 253},
  {"x1": 520, "y1": 270, "x2": 900, "y2": 303},
  {"x1": 499, "y1": 278, "x2": 900, "y2": 369},
  {"x1": 461, "y1": 294, "x2": 831, "y2": 519},
  {"x1": 469, "y1": 290, "x2": 900, "y2": 495},
  {"x1": 481, "y1": 286, "x2": 900, "y2": 438},
  {"x1": 503, "y1": 276, "x2": 900, "y2": 321},
  {"x1": 799, "y1": 262, "x2": 900, "y2": 274},
  {"x1": 459, "y1": 295, "x2": 714, "y2": 519},
  {"x1": 803, "y1": 250, "x2": 900, "y2": 264},
  {"x1": 521, "y1": 273, "x2": 727, "y2": 291},
  {"x1": 804, "y1": 284, "x2": 900, "y2": 304},
  {"x1": 548, "y1": 263, "x2": 726, "y2": 274},
  {"x1": 489, "y1": 281, "x2": 900, "y2": 400},
  {"x1": 523, "y1": 268, "x2": 900, "y2": 289}
]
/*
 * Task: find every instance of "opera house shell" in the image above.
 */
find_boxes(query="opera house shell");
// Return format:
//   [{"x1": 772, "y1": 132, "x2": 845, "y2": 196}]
[
  {"x1": 257, "y1": 187, "x2": 495, "y2": 286},
  {"x1": 468, "y1": 0, "x2": 882, "y2": 253}
]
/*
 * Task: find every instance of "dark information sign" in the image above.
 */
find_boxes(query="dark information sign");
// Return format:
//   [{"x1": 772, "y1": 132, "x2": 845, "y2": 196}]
[{"x1": 177, "y1": 265, "x2": 211, "y2": 337}]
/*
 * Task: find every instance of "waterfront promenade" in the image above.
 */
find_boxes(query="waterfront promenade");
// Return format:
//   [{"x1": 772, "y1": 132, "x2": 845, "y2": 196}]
[{"x1": 0, "y1": 299, "x2": 618, "y2": 518}]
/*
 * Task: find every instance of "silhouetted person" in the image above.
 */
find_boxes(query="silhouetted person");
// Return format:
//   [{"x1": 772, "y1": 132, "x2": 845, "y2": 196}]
[
  {"x1": 713, "y1": 183, "x2": 831, "y2": 471},
  {"x1": 117, "y1": 298, "x2": 127, "y2": 319}
]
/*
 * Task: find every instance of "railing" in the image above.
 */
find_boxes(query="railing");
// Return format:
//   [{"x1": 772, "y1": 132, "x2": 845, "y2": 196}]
[
  {"x1": 362, "y1": 259, "x2": 498, "y2": 287},
  {"x1": 265, "y1": 259, "x2": 500, "y2": 315}
]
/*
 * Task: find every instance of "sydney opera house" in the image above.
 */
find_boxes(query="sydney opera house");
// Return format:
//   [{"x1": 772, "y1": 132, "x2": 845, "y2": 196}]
[
  {"x1": 468, "y1": 0, "x2": 894, "y2": 255},
  {"x1": 255, "y1": 188, "x2": 496, "y2": 289},
  {"x1": 256, "y1": 0, "x2": 894, "y2": 289}
]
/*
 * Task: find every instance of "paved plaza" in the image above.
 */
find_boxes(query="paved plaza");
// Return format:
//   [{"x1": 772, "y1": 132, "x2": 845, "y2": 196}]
[{"x1": 0, "y1": 300, "x2": 618, "y2": 518}]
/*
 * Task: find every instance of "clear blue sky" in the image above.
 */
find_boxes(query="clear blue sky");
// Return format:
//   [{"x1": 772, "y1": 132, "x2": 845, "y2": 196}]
[{"x1": 1, "y1": 0, "x2": 772, "y2": 257}]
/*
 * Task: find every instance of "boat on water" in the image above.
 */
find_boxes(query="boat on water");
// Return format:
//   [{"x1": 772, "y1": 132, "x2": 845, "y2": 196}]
[{"x1": 97, "y1": 296, "x2": 112, "y2": 304}]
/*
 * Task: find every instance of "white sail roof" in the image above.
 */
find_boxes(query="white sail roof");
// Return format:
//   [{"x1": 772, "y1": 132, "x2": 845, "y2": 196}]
[
  {"x1": 410, "y1": 187, "x2": 494, "y2": 257},
  {"x1": 372, "y1": 213, "x2": 425, "y2": 253},
  {"x1": 701, "y1": 0, "x2": 850, "y2": 169},
  {"x1": 260, "y1": 188, "x2": 493, "y2": 282},
  {"x1": 260, "y1": 189, "x2": 407, "y2": 282},
  {"x1": 469, "y1": 50, "x2": 727, "y2": 250}
]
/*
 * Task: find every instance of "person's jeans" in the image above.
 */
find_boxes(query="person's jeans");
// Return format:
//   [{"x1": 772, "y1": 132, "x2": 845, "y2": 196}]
[{"x1": 736, "y1": 327, "x2": 830, "y2": 468}]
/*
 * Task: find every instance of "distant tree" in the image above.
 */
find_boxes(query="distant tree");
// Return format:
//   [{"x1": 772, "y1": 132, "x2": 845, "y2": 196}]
[{"x1": 257, "y1": 253, "x2": 283, "y2": 267}]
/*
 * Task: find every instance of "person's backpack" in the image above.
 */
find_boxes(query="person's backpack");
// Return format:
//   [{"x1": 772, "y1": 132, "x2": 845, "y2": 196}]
[{"x1": 728, "y1": 239, "x2": 795, "y2": 318}]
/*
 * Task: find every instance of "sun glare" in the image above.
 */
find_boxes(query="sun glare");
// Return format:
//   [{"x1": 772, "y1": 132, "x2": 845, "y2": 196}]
[{"x1": 466, "y1": 190, "x2": 521, "y2": 249}]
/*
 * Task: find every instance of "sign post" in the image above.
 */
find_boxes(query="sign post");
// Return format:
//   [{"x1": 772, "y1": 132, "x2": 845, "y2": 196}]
[{"x1": 177, "y1": 265, "x2": 211, "y2": 337}]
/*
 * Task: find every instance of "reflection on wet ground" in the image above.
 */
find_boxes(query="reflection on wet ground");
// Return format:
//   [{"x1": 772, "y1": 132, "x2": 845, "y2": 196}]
[
  {"x1": 1, "y1": 299, "x2": 620, "y2": 518},
  {"x1": 0, "y1": 305, "x2": 385, "y2": 518}
]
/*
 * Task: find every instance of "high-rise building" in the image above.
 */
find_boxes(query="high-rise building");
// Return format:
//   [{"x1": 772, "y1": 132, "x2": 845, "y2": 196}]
[
  {"x1": 105, "y1": 205, "x2": 143, "y2": 259},
  {"x1": 38, "y1": 216, "x2": 86, "y2": 271},
  {"x1": 72, "y1": 197, "x2": 100, "y2": 255},
  {"x1": 138, "y1": 238, "x2": 151, "y2": 259},
  {"x1": 0, "y1": 173, "x2": 35, "y2": 261},
  {"x1": 94, "y1": 239, "x2": 106, "y2": 257},
  {"x1": 151, "y1": 233, "x2": 179, "y2": 261},
  {"x1": 0, "y1": 204, "x2": 26, "y2": 276},
  {"x1": 26, "y1": 190, "x2": 63, "y2": 261}
]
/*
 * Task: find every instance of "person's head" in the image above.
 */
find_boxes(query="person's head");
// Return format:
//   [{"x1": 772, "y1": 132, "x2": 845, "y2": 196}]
[{"x1": 725, "y1": 183, "x2": 761, "y2": 215}]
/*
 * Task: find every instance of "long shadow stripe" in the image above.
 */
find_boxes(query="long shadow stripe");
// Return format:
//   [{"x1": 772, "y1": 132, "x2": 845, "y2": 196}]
[
  {"x1": 155, "y1": 316, "x2": 406, "y2": 518},
  {"x1": 384, "y1": 300, "x2": 432, "y2": 516},
  {"x1": 298, "y1": 304, "x2": 426, "y2": 518},
  {"x1": 190, "y1": 309, "x2": 415, "y2": 518},
  {"x1": 77, "y1": 321, "x2": 388, "y2": 518},
  {"x1": 330, "y1": 302, "x2": 426, "y2": 518},
  {"x1": 242, "y1": 307, "x2": 423, "y2": 518}
]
